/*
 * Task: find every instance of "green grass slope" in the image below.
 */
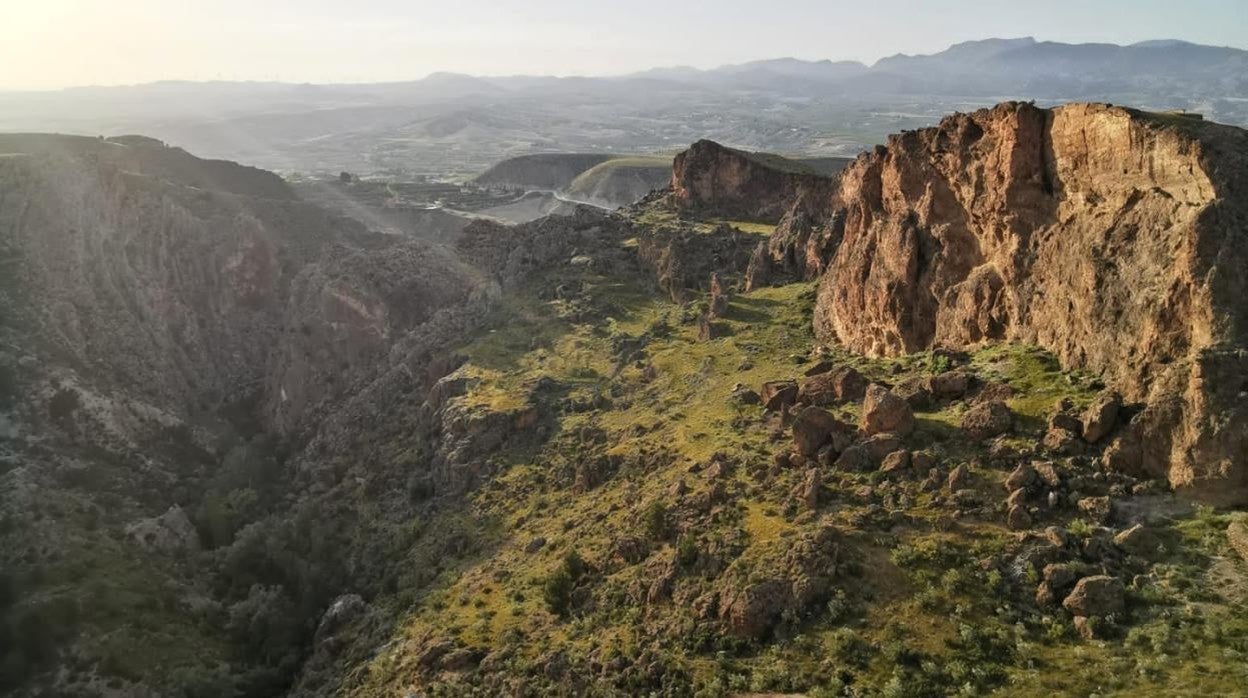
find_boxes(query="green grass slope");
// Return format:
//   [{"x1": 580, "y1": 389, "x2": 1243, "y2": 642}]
[{"x1": 330, "y1": 249, "x2": 1248, "y2": 696}]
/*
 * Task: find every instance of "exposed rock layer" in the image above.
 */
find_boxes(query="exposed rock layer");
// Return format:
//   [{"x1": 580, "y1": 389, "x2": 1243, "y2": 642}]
[
  {"x1": 670, "y1": 140, "x2": 837, "y2": 222},
  {"x1": 735, "y1": 103, "x2": 1248, "y2": 501}
]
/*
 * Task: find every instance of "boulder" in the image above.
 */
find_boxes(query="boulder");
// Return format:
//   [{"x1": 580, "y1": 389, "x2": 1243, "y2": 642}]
[
  {"x1": 947, "y1": 464, "x2": 970, "y2": 491},
  {"x1": 707, "y1": 272, "x2": 730, "y2": 319},
  {"x1": 1081, "y1": 391, "x2": 1121, "y2": 443},
  {"x1": 791, "y1": 406, "x2": 852, "y2": 457},
  {"x1": 911, "y1": 451, "x2": 937, "y2": 472},
  {"x1": 798, "y1": 367, "x2": 866, "y2": 405},
  {"x1": 1062, "y1": 575, "x2": 1124, "y2": 617},
  {"x1": 860, "y1": 384, "x2": 914, "y2": 436},
  {"x1": 892, "y1": 376, "x2": 932, "y2": 410},
  {"x1": 1077, "y1": 496, "x2": 1113, "y2": 524},
  {"x1": 804, "y1": 360, "x2": 835, "y2": 377},
  {"x1": 1042, "y1": 563, "x2": 1081, "y2": 591},
  {"x1": 1048, "y1": 411, "x2": 1083, "y2": 435},
  {"x1": 1004, "y1": 463, "x2": 1038, "y2": 492},
  {"x1": 760, "y1": 380, "x2": 798, "y2": 411},
  {"x1": 1041, "y1": 526, "x2": 1070, "y2": 548},
  {"x1": 1005, "y1": 487, "x2": 1028, "y2": 509},
  {"x1": 962, "y1": 400, "x2": 1013, "y2": 440},
  {"x1": 1006, "y1": 504, "x2": 1031, "y2": 530},
  {"x1": 880, "y1": 450, "x2": 911, "y2": 475},
  {"x1": 835, "y1": 444, "x2": 872, "y2": 472},
  {"x1": 861, "y1": 432, "x2": 904, "y2": 464},
  {"x1": 718, "y1": 578, "x2": 790, "y2": 638},
  {"x1": 1042, "y1": 427, "x2": 1083, "y2": 455},
  {"x1": 525, "y1": 537, "x2": 547, "y2": 554},
  {"x1": 1113, "y1": 524, "x2": 1158, "y2": 557},
  {"x1": 795, "y1": 468, "x2": 821, "y2": 510},
  {"x1": 929, "y1": 370, "x2": 970, "y2": 399},
  {"x1": 731, "y1": 385, "x2": 761, "y2": 405},
  {"x1": 1033, "y1": 461, "x2": 1062, "y2": 488}
]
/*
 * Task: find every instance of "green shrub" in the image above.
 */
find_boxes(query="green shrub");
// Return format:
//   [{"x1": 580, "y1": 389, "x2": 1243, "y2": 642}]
[
  {"x1": 677, "y1": 536, "x2": 699, "y2": 566},
  {"x1": 643, "y1": 501, "x2": 671, "y2": 541},
  {"x1": 543, "y1": 550, "x2": 586, "y2": 618},
  {"x1": 543, "y1": 568, "x2": 574, "y2": 617}
]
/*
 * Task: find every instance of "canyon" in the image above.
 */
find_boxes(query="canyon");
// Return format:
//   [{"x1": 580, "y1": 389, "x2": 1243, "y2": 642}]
[{"x1": 1, "y1": 103, "x2": 1246, "y2": 696}]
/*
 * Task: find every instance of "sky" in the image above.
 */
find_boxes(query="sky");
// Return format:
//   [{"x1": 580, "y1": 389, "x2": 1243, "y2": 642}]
[{"x1": 1, "y1": 0, "x2": 1245, "y2": 90}]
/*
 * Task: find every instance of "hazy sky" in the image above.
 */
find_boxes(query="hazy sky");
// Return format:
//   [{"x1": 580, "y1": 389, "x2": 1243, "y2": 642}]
[{"x1": 2, "y1": 0, "x2": 1245, "y2": 90}]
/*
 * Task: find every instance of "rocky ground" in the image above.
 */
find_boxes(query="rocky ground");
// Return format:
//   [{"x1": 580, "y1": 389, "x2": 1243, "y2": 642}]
[{"x1": 1, "y1": 104, "x2": 1246, "y2": 697}]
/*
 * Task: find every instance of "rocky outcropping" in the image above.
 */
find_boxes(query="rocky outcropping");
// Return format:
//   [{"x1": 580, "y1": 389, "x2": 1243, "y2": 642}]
[
  {"x1": 747, "y1": 103, "x2": 1248, "y2": 503},
  {"x1": 670, "y1": 140, "x2": 837, "y2": 222}
]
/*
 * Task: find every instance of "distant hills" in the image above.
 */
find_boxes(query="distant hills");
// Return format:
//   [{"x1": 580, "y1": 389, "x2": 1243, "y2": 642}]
[{"x1": 2, "y1": 37, "x2": 1243, "y2": 175}]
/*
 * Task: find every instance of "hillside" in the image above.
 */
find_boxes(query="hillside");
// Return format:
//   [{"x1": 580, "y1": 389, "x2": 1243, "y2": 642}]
[
  {"x1": 2, "y1": 105, "x2": 1248, "y2": 697},
  {"x1": 565, "y1": 156, "x2": 673, "y2": 208},
  {"x1": 473, "y1": 154, "x2": 621, "y2": 191}
]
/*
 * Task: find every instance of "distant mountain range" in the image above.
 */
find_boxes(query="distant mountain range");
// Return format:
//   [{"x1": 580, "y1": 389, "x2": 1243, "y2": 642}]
[{"x1": 2, "y1": 38, "x2": 1243, "y2": 175}]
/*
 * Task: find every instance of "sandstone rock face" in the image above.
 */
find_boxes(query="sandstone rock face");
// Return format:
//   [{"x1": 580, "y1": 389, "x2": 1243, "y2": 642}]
[
  {"x1": 760, "y1": 103, "x2": 1248, "y2": 503},
  {"x1": 670, "y1": 140, "x2": 837, "y2": 222}
]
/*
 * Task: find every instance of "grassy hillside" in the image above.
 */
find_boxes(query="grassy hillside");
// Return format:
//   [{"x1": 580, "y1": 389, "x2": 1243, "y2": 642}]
[
  {"x1": 327, "y1": 237, "x2": 1248, "y2": 696},
  {"x1": 566, "y1": 156, "x2": 673, "y2": 207}
]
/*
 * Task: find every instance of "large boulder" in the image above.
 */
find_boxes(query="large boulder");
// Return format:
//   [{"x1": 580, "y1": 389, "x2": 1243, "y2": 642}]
[
  {"x1": 798, "y1": 367, "x2": 866, "y2": 406},
  {"x1": 792, "y1": 406, "x2": 852, "y2": 457},
  {"x1": 962, "y1": 400, "x2": 1013, "y2": 441},
  {"x1": 860, "y1": 384, "x2": 914, "y2": 436},
  {"x1": 1113, "y1": 524, "x2": 1159, "y2": 558},
  {"x1": 760, "y1": 380, "x2": 798, "y2": 411},
  {"x1": 1081, "y1": 391, "x2": 1122, "y2": 443},
  {"x1": 1062, "y1": 575, "x2": 1124, "y2": 617},
  {"x1": 929, "y1": 370, "x2": 971, "y2": 400}
]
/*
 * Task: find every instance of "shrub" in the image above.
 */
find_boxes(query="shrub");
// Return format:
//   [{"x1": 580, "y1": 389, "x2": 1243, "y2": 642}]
[
  {"x1": 543, "y1": 568, "x2": 574, "y2": 617},
  {"x1": 643, "y1": 501, "x2": 670, "y2": 541},
  {"x1": 677, "y1": 536, "x2": 699, "y2": 567},
  {"x1": 543, "y1": 550, "x2": 586, "y2": 618}
]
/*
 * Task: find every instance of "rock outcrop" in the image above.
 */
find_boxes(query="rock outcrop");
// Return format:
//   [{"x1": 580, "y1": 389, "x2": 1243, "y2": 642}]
[
  {"x1": 745, "y1": 103, "x2": 1248, "y2": 503},
  {"x1": 670, "y1": 140, "x2": 837, "y2": 222}
]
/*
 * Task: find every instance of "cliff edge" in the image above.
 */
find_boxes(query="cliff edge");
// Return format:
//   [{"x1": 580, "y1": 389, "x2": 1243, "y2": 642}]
[{"x1": 723, "y1": 103, "x2": 1248, "y2": 502}]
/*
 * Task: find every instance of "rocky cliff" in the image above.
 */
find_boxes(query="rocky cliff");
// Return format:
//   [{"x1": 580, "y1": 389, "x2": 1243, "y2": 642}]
[
  {"x1": 669, "y1": 139, "x2": 838, "y2": 221},
  {"x1": 746, "y1": 103, "x2": 1248, "y2": 502}
]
